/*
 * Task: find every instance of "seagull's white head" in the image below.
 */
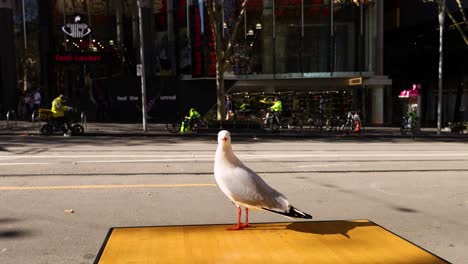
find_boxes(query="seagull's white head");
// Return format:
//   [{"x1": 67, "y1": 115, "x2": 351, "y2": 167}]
[{"x1": 217, "y1": 130, "x2": 231, "y2": 146}]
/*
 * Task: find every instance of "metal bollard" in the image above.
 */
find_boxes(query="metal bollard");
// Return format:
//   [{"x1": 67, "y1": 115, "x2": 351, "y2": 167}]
[
  {"x1": 6, "y1": 110, "x2": 17, "y2": 128},
  {"x1": 81, "y1": 112, "x2": 87, "y2": 129},
  {"x1": 31, "y1": 111, "x2": 40, "y2": 128}
]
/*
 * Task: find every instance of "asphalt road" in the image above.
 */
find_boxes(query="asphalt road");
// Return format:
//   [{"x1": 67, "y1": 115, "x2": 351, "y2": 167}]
[{"x1": 0, "y1": 135, "x2": 467, "y2": 263}]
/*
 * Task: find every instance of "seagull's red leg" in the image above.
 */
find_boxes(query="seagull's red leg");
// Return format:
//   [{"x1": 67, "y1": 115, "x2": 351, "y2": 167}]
[
  {"x1": 227, "y1": 207, "x2": 243, "y2": 231},
  {"x1": 240, "y1": 208, "x2": 249, "y2": 228}
]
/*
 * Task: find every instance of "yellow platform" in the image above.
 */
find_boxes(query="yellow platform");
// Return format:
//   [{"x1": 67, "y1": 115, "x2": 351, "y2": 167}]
[{"x1": 95, "y1": 220, "x2": 449, "y2": 264}]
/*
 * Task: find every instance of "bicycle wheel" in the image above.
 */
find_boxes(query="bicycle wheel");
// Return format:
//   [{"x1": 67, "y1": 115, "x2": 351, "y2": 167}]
[
  {"x1": 71, "y1": 124, "x2": 84, "y2": 135},
  {"x1": 343, "y1": 124, "x2": 352, "y2": 135},
  {"x1": 400, "y1": 125, "x2": 407, "y2": 135},
  {"x1": 192, "y1": 118, "x2": 208, "y2": 132},
  {"x1": 40, "y1": 124, "x2": 53, "y2": 135},
  {"x1": 314, "y1": 118, "x2": 324, "y2": 133},
  {"x1": 410, "y1": 124, "x2": 417, "y2": 135},
  {"x1": 271, "y1": 119, "x2": 280, "y2": 132},
  {"x1": 166, "y1": 121, "x2": 181, "y2": 134},
  {"x1": 263, "y1": 118, "x2": 278, "y2": 132}
]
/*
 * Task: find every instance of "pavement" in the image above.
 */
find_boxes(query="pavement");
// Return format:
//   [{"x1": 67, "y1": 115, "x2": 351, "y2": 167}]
[{"x1": 1, "y1": 120, "x2": 467, "y2": 139}]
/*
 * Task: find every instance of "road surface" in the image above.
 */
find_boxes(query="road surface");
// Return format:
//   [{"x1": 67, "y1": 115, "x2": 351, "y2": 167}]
[{"x1": 0, "y1": 135, "x2": 467, "y2": 263}]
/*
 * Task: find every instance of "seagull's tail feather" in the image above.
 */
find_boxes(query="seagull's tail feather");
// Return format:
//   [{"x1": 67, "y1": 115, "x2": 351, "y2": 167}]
[{"x1": 262, "y1": 206, "x2": 312, "y2": 219}]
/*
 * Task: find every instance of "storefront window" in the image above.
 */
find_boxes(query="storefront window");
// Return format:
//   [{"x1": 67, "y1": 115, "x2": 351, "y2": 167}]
[
  {"x1": 274, "y1": 0, "x2": 302, "y2": 74},
  {"x1": 154, "y1": 0, "x2": 172, "y2": 75},
  {"x1": 13, "y1": 0, "x2": 40, "y2": 92},
  {"x1": 363, "y1": 1, "x2": 376, "y2": 72},
  {"x1": 174, "y1": 0, "x2": 191, "y2": 74},
  {"x1": 333, "y1": 0, "x2": 359, "y2": 72},
  {"x1": 303, "y1": 0, "x2": 330, "y2": 72},
  {"x1": 229, "y1": 0, "x2": 263, "y2": 75},
  {"x1": 50, "y1": 0, "x2": 123, "y2": 102}
]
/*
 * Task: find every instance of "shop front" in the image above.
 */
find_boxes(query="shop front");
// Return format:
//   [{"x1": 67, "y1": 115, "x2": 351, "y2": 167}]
[{"x1": 224, "y1": 74, "x2": 390, "y2": 127}]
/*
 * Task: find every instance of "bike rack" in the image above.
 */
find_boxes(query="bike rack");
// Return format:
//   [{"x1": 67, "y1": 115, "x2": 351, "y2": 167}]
[
  {"x1": 6, "y1": 110, "x2": 17, "y2": 128},
  {"x1": 81, "y1": 112, "x2": 87, "y2": 129},
  {"x1": 31, "y1": 111, "x2": 41, "y2": 128}
]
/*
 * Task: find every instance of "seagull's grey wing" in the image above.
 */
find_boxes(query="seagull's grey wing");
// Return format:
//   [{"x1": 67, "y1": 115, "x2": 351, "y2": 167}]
[{"x1": 227, "y1": 164, "x2": 289, "y2": 211}]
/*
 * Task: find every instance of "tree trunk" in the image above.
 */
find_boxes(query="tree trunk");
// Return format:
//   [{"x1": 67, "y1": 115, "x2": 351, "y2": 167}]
[
  {"x1": 216, "y1": 57, "x2": 225, "y2": 121},
  {"x1": 205, "y1": 0, "x2": 248, "y2": 120}
]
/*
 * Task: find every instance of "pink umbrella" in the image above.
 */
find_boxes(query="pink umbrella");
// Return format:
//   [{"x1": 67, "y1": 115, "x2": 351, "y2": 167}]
[{"x1": 399, "y1": 84, "x2": 421, "y2": 98}]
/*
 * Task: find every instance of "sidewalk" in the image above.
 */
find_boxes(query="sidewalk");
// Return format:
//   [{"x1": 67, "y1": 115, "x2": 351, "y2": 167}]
[{"x1": 1, "y1": 120, "x2": 467, "y2": 139}]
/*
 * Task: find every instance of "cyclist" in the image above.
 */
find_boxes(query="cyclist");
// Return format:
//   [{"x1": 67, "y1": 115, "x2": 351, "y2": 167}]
[
  {"x1": 180, "y1": 108, "x2": 201, "y2": 133},
  {"x1": 51, "y1": 94, "x2": 73, "y2": 134},
  {"x1": 406, "y1": 106, "x2": 417, "y2": 129},
  {"x1": 270, "y1": 96, "x2": 283, "y2": 114},
  {"x1": 262, "y1": 96, "x2": 283, "y2": 130}
]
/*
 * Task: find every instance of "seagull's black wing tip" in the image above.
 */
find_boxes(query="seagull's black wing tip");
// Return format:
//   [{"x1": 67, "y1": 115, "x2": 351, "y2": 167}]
[{"x1": 262, "y1": 206, "x2": 313, "y2": 219}]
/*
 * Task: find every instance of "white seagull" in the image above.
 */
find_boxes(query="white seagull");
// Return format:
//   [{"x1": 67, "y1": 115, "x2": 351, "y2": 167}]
[{"x1": 214, "y1": 130, "x2": 312, "y2": 230}]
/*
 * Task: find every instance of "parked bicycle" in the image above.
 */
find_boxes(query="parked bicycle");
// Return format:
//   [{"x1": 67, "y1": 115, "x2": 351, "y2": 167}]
[
  {"x1": 263, "y1": 110, "x2": 282, "y2": 132},
  {"x1": 285, "y1": 112, "x2": 304, "y2": 131},
  {"x1": 340, "y1": 111, "x2": 361, "y2": 135},
  {"x1": 166, "y1": 116, "x2": 208, "y2": 134},
  {"x1": 400, "y1": 115, "x2": 417, "y2": 135},
  {"x1": 306, "y1": 112, "x2": 325, "y2": 132},
  {"x1": 324, "y1": 114, "x2": 343, "y2": 133}
]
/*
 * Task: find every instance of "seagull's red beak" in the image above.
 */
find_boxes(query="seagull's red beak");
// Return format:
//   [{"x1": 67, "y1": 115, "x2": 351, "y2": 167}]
[{"x1": 222, "y1": 137, "x2": 228, "y2": 142}]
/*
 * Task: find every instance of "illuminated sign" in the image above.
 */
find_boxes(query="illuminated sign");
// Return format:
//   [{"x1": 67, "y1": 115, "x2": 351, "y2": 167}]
[
  {"x1": 62, "y1": 16, "x2": 91, "y2": 38},
  {"x1": 348, "y1": 77, "x2": 363, "y2": 86},
  {"x1": 54, "y1": 53, "x2": 103, "y2": 63}
]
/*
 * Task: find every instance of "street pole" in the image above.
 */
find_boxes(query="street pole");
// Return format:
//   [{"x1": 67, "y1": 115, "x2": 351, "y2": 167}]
[
  {"x1": 21, "y1": 0, "x2": 28, "y2": 92},
  {"x1": 137, "y1": 0, "x2": 147, "y2": 132},
  {"x1": 437, "y1": 0, "x2": 445, "y2": 135}
]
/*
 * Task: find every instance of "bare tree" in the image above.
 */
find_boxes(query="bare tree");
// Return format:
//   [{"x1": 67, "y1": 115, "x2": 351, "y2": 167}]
[
  {"x1": 422, "y1": 0, "x2": 468, "y2": 133},
  {"x1": 204, "y1": 0, "x2": 249, "y2": 120}
]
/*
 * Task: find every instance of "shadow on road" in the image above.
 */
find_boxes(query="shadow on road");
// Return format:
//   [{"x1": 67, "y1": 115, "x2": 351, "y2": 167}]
[{"x1": 0, "y1": 218, "x2": 35, "y2": 239}]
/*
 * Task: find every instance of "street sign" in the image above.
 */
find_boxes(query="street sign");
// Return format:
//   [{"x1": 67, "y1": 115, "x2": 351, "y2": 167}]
[{"x1": 136, "y1": 64, "x2": 142, "y2": 76}]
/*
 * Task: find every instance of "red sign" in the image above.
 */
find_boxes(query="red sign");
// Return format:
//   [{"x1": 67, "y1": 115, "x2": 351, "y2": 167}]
[{"x1": 54, "y1": 53, "x2": 103, "y2": 63}]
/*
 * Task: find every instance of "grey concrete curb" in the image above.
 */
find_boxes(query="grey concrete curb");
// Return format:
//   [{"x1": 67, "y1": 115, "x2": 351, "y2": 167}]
[{"x1": 2, "y1": 122, "x2": 467, "y2": 139}]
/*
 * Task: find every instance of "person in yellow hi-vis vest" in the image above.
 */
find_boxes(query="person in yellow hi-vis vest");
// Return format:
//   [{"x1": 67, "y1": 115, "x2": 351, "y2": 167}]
[
  {"x1": 269, "y1": 97, "x2": 283, "y2": 113},
  {"x1": 180, "y1": 108, "x2": 201, "y2": 133},
  {"x1": 51, "y1": 94, "x2": 73, "y2": 133}
]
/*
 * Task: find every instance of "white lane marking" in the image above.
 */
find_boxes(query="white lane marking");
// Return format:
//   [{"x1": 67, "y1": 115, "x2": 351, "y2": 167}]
[
  {"x1": 1, "y1": 153, "x2": 468, "y2": 166},
  {"x1": 0, "y1": 162, "x2": 52, "y2": 166},
  {"x1": 75, "y1": 159, "x2": 209, "y2": 164},
  {"x1": 0, "y1": 183, "x2": 217, "y2": 190},
  {"x1": 296, "y1": 163, "x2": 355, "y2": 168},
  {"x1": 1, "y1": 153, "x2": 468, "y2": 159}
]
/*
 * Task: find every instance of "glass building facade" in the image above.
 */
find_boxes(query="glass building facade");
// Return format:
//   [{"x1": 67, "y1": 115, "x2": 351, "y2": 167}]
[{"x1": 1, "y1": 0, "x2": 390, "y2": 123}]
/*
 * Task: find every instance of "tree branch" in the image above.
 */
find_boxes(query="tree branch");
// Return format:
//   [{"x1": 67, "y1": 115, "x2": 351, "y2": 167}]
[
  {"x1": 223, "y1": 0, "x2": 249, "y2": 61},
  {"x1": 445, "y1": 5, "x2": 468, "y2": 46}
]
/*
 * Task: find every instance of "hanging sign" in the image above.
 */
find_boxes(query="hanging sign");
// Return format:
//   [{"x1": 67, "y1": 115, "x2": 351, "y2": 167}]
[
  {"x1": 136, "y1": 64, "x2": 142, "y2": 76},
  {"x1": 62, "y1": 15, "x2": 91, "y2": 38}
]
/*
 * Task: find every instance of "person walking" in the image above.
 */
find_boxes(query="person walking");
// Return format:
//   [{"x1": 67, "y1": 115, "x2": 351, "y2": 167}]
[
  {"x1": 23, "y1": 91, "x2": 32, "y2": 120},
  {"x1": 32, "y1": 89, "x2": 42, "y2": 114},
  {"x1": 225, "y1": 95, "x2": 234, "y2": 120}
]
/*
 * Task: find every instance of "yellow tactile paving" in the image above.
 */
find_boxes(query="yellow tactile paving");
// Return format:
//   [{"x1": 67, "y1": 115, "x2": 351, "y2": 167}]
[{"x1": 95, "y1": 220, "x2": 449, "y2": 264}]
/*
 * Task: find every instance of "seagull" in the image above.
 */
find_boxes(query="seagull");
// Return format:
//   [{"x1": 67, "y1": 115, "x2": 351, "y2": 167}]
[{"x1": 214, "y1": 130, "x2": 312, "y2": 230}]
